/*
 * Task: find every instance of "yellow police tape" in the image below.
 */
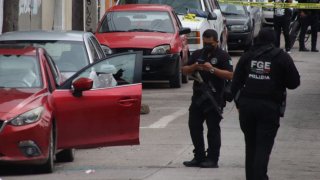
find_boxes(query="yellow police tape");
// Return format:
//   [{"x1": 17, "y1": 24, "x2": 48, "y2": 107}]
[{"x1": 217, "y1": 0, "x2": 320, "y2": 9}]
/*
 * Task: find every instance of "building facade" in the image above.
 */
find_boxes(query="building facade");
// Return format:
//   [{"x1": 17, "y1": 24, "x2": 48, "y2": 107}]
[{"x1": 0, "y1": 0, "x2": 116, "y2": 34}]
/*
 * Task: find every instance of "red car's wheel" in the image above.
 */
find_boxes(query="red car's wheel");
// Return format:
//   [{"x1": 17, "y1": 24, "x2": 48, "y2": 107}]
[
  {"x1": 36, "y1": 126, "x2": 54, "y2": 173},
  {"x1": 56, "y1": 149, "x2": 75, "y2": 162}
]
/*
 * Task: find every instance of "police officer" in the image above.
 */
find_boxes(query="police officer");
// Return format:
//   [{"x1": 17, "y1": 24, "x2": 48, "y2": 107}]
[
  {"x1": 231, "y1": 28, "x2": 300, "y2": 180},
  {"x1": 182, "y1": 29, "x2": 233, "y2": 168},
  {"x1": 298, "y1": 0, "x2": 320, "y2": 52},
  {"x1": 273, "y1": 0, "x2": 292, "y2": 52}
]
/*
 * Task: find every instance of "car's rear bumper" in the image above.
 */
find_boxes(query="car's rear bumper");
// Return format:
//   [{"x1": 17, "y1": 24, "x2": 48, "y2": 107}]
[{"x1": 142, "y1": 53, "x2": 180, "y2": 81}]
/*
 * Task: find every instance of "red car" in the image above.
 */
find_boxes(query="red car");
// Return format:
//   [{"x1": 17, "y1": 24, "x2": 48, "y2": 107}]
[
  {"x1": 95, "y1": 4, "x2": 191, "y2": 88},
  {"x1": 0, "y1": 46, "x2": 142, "y2": 173}
]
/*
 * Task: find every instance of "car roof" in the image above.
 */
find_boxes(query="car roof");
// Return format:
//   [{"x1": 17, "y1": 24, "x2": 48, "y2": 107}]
[
  {"x1": 108, "y1": 4, "x2": 173, "y2": 12},
  {"x1": 0, "y1": 30, "x2": 90, "y2": 42}
]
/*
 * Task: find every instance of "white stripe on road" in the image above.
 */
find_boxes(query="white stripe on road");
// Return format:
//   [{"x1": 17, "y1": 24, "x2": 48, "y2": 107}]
[{"x1": 142, "y1": 108, "x2": 188, "y2": 129}]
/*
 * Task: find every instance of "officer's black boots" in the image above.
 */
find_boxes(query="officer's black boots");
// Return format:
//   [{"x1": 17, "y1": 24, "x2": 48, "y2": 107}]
[
  {"x1": 299, "y1": 47, "x2": 310, "y2": 52},
  {"x1": 183, "y1": 158, "x2": 219, "y2": 168},
  {"x1": 200, "y1": 159, "x2": 219, "y2": 168},
  {"x1": 311, "y1": 48, "x2": 319, "y2": 52},
  {"x1": 183, "y1": 158, "x2": 203, "y2": 167}
]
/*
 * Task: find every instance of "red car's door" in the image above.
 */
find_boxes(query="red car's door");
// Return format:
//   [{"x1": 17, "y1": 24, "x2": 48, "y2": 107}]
[{"x1": 52, "y1": 52, "x2": 142, "y2": 149}]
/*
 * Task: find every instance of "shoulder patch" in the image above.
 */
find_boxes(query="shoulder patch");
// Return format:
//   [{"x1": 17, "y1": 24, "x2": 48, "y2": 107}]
[{"x1": 210, "y1": 57, "x2": 218, "y2": 64}]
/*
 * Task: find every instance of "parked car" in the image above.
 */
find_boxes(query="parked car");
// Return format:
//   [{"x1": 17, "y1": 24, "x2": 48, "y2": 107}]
[
  {"x1": 245, "y1": 0, "x2": 263, "y2": 37},
  {"x1": 0, "y1": 31, "x2": 106, "y2": 79},
  {"x1": 96, "y1": 4, "x2": 191, "y2": 88},
  {"x1": 220, "y1": 3, "x2": 256, "y2": 50},
  {"x1": 117, "y1": 0, "x2": 229, "y2": 52},
  {"x1": 0, "y1": 45, "x2": 142, "y2": 173}
]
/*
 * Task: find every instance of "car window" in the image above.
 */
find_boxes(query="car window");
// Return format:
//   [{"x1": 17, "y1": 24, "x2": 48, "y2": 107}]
[
  {"x1": 73, "y1": 53, "x2": 139, "y2": 89},
  {"x1": 0, "y1": 55, "x2": 42, "y2": 88},
  {"x1": 100, "y1": 11, "x2": 175, "y2": 33},
  {"x1": 117, "y1": 0, "x2": 202, "y2": 15},
  {"x1": 220, "y1": 4, "x2": 246, "y2": 15},
  {"x1": 0, "y1": 40, "x2": 89, "y2": 74}
]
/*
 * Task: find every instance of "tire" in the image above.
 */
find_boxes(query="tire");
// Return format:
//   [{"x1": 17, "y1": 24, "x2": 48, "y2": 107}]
[
  {"x1": 169, "y1": 57, "x2": 182, "y2": 88},
  {"x1": 55, "y1": 149, "x2": 75, "y2": 162},
  {"x1": 37, "y1": 127, "x2": 54, "y2": 173}
]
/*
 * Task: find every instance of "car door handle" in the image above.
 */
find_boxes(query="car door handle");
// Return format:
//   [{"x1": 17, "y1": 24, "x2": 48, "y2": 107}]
[{"x1": 118, "y1": 98, "x2": 138, "y2": 106}]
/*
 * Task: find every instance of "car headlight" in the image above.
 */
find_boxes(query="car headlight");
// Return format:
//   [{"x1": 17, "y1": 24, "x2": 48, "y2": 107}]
[
  {"x1": 101, "y1": 45, "x2": 113, "y2": 55},
  {"x1": 230, "y1": 24, "x2": 249, "y2": 32},
  {"x1": 151, "y1": 45, "x2": 171, "y2": 55},
  {"x1": 9, "y1": 107, "x2": 44, "y2": 126}
]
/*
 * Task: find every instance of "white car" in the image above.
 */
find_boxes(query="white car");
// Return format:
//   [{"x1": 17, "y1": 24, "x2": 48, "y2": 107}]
[
  {"x1": 117, "y1": 0, "x2": 228, "y2": 53},
  {"x1": 261, "y1": 0, "x2": 274, "y2": 26}
]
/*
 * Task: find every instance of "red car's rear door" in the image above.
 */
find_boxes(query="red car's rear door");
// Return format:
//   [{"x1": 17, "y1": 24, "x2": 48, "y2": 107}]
[{"x1": 53, "y1": 52, "x2": 142, "y2": 149}]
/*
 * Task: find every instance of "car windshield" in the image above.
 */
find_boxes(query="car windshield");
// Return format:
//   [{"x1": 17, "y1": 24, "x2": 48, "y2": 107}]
[
  {"x1": 0, "y1": 41, "x2": 89, "y2": 73},
  {"x1": 220, "y1": 4, "x2": 246, "y2": 16},
  {"x1": 0, "y1": 55, "x2": 42, "y2": 88},
  {"x1": 118, "y1": 0, "x2": 202, "y2": 14},
  {"x1": 100, "y1": 11, "x2": 175, "y2": 33}
]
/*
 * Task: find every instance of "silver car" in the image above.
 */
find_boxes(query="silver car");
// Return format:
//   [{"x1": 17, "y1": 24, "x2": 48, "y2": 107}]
[{"x1": 0, "y1": 31, "x2": 106, "y2": 78}]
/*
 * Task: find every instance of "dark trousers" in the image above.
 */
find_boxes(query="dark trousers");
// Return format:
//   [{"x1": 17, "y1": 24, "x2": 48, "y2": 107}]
[
  {"x1": 188, "y1": 102, "x2": 222, "y2": 162},
  {"x1": 299, "y1": 14, "x2": 319, "y2": 50},
  {"x1": 274, "y1": 16, "x2": 291, "y2": 51},
  {"x1": 238, "y1": 98, "x2": 280, "y2": 180}
]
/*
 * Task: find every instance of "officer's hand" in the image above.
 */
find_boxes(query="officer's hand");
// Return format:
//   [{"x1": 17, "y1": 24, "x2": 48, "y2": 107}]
[
  {"x1": 192, "y1": 63, "x2": 203, "y2": 71},
  {"x1": 300, "y1": 11, "x2": 306, "y2": 17},
  {"x1": 201, "y1": 62, "x2": 214, "y2": 72}
]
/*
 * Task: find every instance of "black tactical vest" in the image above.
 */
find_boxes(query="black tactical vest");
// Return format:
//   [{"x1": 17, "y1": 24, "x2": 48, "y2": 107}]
[{"x1": 241, "y1": 46, "x2": 283, "y2": 102}]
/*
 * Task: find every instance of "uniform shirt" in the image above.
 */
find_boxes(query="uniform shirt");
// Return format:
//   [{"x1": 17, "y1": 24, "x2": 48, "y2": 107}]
[
  {"x1": 273, "y1": 0, "x2": 292, "y2": 18},
  {"x1": 188, "y1": 47, "x2": 233, "y2": 105},
  {"x1": 231, "y1": 44, "x2": 300, "y2": 102}
]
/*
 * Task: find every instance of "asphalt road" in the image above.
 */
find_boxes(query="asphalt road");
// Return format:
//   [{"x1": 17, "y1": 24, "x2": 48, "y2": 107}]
[{"x1": 1, "y1": 38, "x2": 320, "y2": 180}]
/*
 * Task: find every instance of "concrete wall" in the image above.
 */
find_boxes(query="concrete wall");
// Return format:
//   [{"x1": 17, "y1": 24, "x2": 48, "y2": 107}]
[
  {"x1": 1, "y1": 0, "x2": 101, "y2": 32},
  {"x1": 18, "y1": 0, "x2": 42, "y2": 31},
  {"x1": 42, "y1": 0, "x2": 55, "y2": 30}
]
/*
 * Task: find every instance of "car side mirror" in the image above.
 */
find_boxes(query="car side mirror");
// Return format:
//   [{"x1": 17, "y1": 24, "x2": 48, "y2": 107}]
[
  {"x1": 208, "y1": 12, "x2": 217, "y2": 20},
  {"x1": 72, "y1": 77, "x2": 93, "y2": 97},
  {"x1": 179, "y1": 27, "x2": 191, "y2": 35}
]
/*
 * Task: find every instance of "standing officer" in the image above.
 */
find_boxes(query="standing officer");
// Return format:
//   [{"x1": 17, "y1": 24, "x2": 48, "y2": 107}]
[
  {"x1": 298, "y1": 0, "x2": 320, "y2": 52},
  {"x1": 182, "y1": 29, "x2": 233, "y2": 168},
  {"x1": 273, "y1": 0, "x2": 293, "y2": 52},
  {"x1": 231, "y1": 28, "x2": 300, "y2": 180}
]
